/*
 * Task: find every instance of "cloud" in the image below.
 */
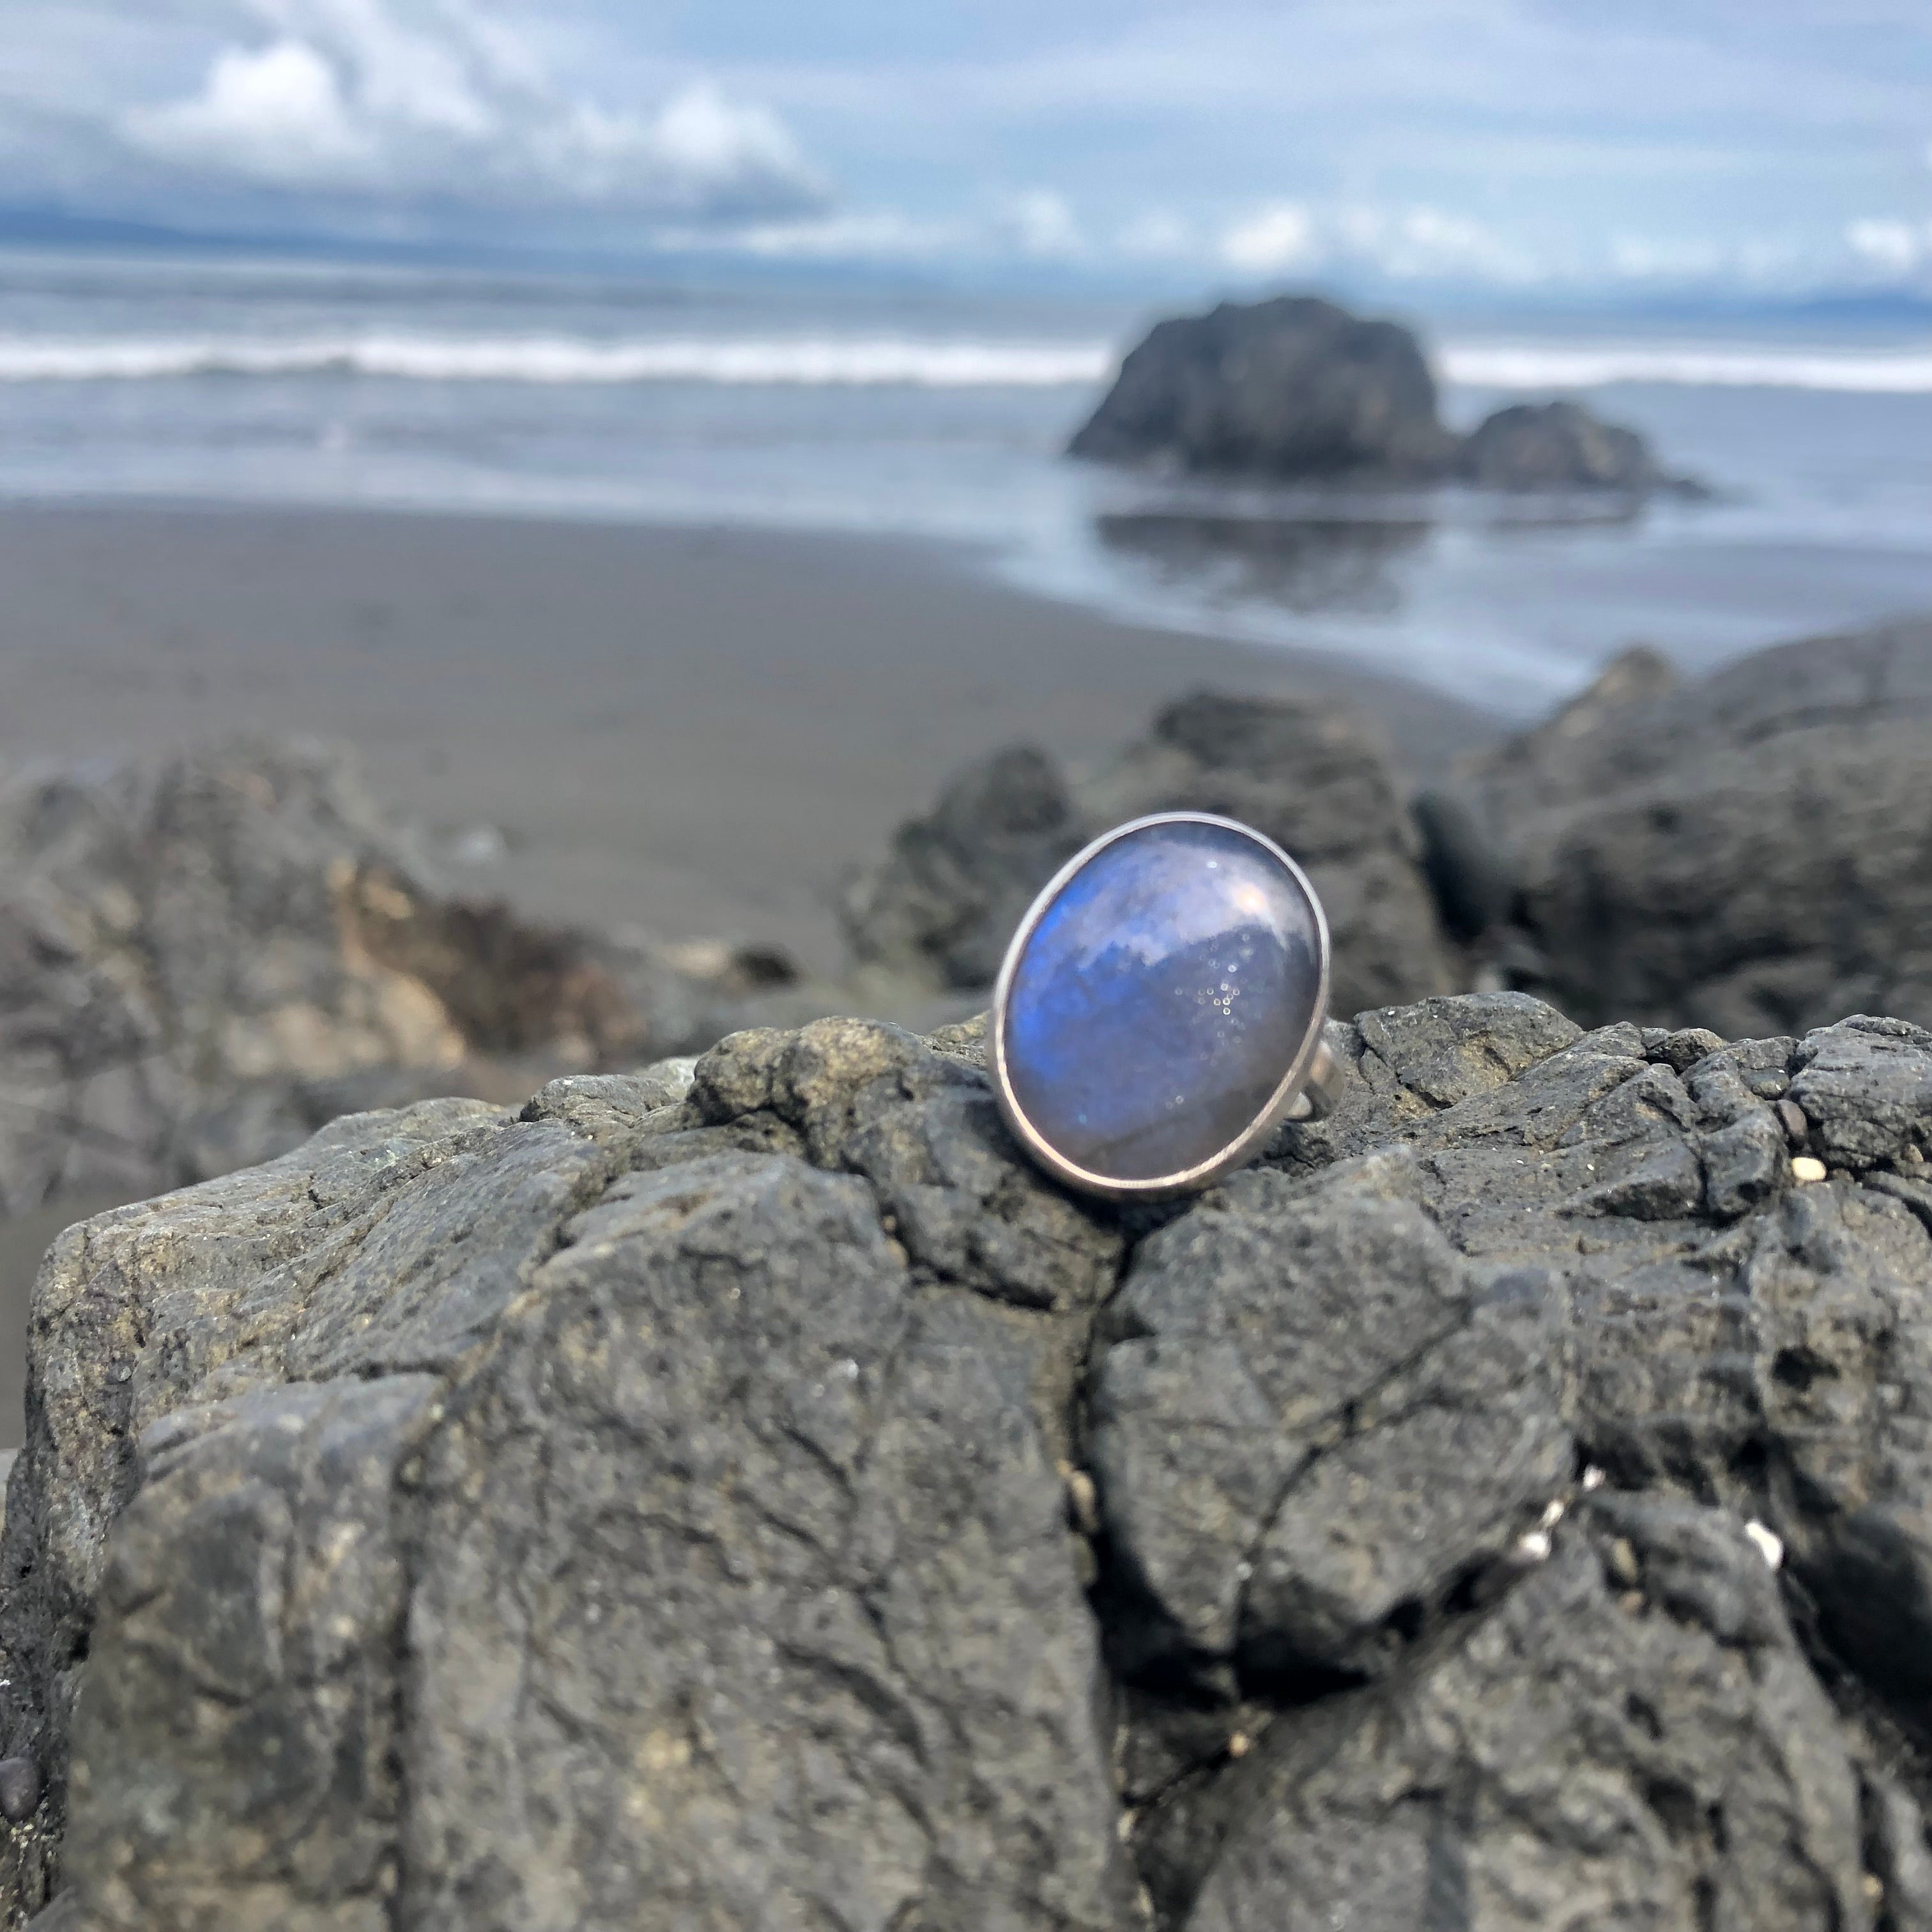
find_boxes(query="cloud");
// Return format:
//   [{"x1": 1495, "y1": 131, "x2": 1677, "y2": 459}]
[
  {"x1": 680, "y1": 208, "x2": 961, "y2": 260},
  {"x1": 1218, "y1": 201, "x2": 1534, "y2": 283},
  {"x1": 1220, "y1": 203, "x2": 1316, "y2": 272},
  {"x1": 125, "y1": 40, "x2": 376, "y2": 185},
  {"x1": 1004, "y1": 188, "x2": 1084, "y2": 259},
  {"x1": 1847, "y1": 215, "x2": 1931, "y2": 275},
  {"x1": 114, "y1": 0, "x2": 829, "y2": 220}
]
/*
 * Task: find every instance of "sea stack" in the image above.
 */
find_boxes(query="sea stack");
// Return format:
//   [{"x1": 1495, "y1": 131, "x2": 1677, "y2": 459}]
[{"x1": 1071, "y1": 292, "x2": 1691, "y2": 495}]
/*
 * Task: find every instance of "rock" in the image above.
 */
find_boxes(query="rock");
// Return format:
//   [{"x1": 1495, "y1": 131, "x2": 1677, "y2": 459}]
[
  {"x1": 1153, "y1": 1495, "x2": 1866, "y2": 1931},
  {"x1": 1069, "y1": 295, "x2": 1455, "y2": 481},
  {"x1": 1069, "y1": 298, "x2": 1698, "y2": 498},
  {"x1": 839, "y1": 744, "x2": 1084, "y2": 994},
  {"x1": 9, "y1": 991, "x2": 1932, "y2": 1926},
  {"x1": 0, "y1": 738, "x2": 788, "y2": 1216},
  {"x1": 0, "y1": 1016, "x2": 1130, "y2": 1926},
  {"x1": 1460, "y1": 618, "x2": 1932, "y2": 1036},
  {"x1": 0, "y1": 1758, "x2": 38, "y2": 1827},
  {"x1": 845, "y1": 687, "x2": 1459, "y2": 1019},
  {"x1": 1456, "y1": 397, "x2": 1689, "y2": 495}
]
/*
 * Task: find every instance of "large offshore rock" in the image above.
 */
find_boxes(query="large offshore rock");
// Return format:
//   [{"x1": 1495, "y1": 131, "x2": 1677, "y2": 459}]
[
  {"x1": 1455, "y1": 618, "x2": 1932, "y2": 1036},
  {"x1": 843, "y1": 688, "x2": 1459, "y2": 1018},
  {"x1": 0, "y1": 739, "x2": 779, "y2": 1216},
  {"x1": 7, "y1": 992, "x2": 1932, "y2": 1927},
  {"x1": 1069, "y1": 295, "x2": 1455, "y2": 481}
]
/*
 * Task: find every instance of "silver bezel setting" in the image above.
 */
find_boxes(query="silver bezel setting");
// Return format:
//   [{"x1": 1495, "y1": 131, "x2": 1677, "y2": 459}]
[{"x1": 990, "y1": 810, "x2": 1333, "y2": 1202}]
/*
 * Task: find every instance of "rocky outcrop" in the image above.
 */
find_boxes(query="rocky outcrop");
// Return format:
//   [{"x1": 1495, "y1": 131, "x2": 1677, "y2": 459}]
[
  {"x1": 1070, "y1": 295, "x2": 1688, "y2": 494},
  {"x1": 1448, "y1": 618, "x2": 1932, "y2": 1038},
  {"x1": 1455, "y1": 397, "x2": 1693, "y2": 495},
  {"x1": 1069, "y1": 296, "x2": 1455, "y2": 482},
  {"x1": 0, "y1": 739, "x2": 793, "y2": 1217},
  {"x1": 8, "y1": 990, "x2": 1932, "y2": 1926},
  {"x1": 843, "y1": 688, "x2": 1460, "y2": 1018}
]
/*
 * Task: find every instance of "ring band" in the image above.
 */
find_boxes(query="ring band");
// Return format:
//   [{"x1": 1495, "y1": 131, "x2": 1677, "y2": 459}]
[{"x1": 1282, "y1": 1036, "x2": 1345, "y2": 1122}]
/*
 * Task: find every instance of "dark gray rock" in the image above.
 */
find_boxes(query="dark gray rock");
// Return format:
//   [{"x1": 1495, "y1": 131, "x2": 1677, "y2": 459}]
[
  {"x1": 1069, "y1": 295, "x2": 1455, "y2": 482},
  {"x1": 0, "y1": 739, "x2": 793, "y2": 1216},
  {"x1": 1456, "y1": 397, "x2": 1686, "y2": 494},
  {"x1": 1464, "y1": 618, "x2": 1932, "y2": 1037},
  {"x1": 840, "y1": 744, "x2": 1085, "y2": 993},
  {"x1": 1149, "y1": 1496, "x2": 1865, "y2": 1932},
  {"x1": 845, "y1": 688, "x2": 1460, "y2": 1019},
  {"x1": 404, "y1": 1154, "x2": 1132, "y2": 1931},
  {"x1": 0, "y1": 1016, "x2": 1135, "y2": 1925},
  {"x1": 1093, "y1": 1153, "x2": 1572, "y2": 1683},
  {"x1": 8, "y1": 990, "x2": 1932, "y2": 1927}
]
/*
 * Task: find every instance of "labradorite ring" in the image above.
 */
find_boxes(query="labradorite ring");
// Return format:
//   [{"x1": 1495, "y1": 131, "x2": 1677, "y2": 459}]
[{"x1": 991, "y1": 811, "x2": 1340, "y2": 1202}]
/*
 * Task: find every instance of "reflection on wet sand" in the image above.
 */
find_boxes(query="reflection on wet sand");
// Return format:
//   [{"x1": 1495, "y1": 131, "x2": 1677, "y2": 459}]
[{"x1": 1094, "y1": 512, "x2": 1432, "y2": 615}]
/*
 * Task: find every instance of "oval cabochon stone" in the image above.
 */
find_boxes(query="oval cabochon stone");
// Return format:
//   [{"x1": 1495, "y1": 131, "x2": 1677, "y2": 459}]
[{"x1": 998, "y1": 817, "x2": 1324, "y2": 1186}]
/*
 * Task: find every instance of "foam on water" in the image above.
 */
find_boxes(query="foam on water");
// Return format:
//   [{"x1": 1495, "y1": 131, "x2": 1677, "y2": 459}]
[
  {"x1": 3, "y1": 330, "x2": 1928, "y2": 395},
  {"x1": 1440, "y1": 341, "x2": 1932, "y2": 394},
  {"x1": 0, "y1": 333, "x2": 1116, "y2": 387}
]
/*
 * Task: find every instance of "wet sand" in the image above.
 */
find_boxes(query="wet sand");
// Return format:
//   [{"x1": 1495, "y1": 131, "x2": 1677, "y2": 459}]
[{"x1": 0, "y1": 499, "x2": 1503, "y2": 1439}]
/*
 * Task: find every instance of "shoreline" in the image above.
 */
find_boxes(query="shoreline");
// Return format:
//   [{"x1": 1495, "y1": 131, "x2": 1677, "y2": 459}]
[{"x1": 0, "y1": 497, "x2": 1503, "y2": 972}]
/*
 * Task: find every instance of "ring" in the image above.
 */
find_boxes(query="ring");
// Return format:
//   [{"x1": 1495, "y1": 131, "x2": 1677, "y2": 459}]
[{"x1": 990, "y1": 811, "x2": 1337, "y2": 1201}]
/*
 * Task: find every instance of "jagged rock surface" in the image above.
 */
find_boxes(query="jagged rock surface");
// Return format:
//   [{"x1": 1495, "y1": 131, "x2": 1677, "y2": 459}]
[
  {"x1": 0, "y1": 739, "x2": 786, "y2": 1217},
  {"x1": 1454, "y1": 619, "x2": 1932, "y2": 1037},
  {"x1": 8, "y1": 992, "x2": 1932, "y2": 1928},
  {"x1": 843, "y1": 688, "x2": 1459, "y2": 1018}
]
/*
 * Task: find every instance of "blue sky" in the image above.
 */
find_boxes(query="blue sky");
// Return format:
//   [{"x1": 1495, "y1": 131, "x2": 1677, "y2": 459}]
[{"x1": 4, "y1": 0, "x2": 1930, "y2": 296}]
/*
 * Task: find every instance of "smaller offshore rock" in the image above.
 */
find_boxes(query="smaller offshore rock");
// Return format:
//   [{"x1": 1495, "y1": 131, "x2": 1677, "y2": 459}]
[{"x1": 1456, "y1": 397, "x2": 1694, "y2": 495}]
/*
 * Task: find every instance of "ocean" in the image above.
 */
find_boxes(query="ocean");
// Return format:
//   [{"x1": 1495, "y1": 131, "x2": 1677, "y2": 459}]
[{"x1": 2, "y1": 246, "x2": 1929, "y2": 717}]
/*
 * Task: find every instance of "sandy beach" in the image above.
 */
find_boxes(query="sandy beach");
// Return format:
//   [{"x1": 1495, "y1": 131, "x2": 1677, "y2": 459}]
[
  {"x1": 0, "y1": 498, "x2": 1501, "y2": 1437},
  {"x1": 0, "y1": 500, "x2": 1499, "y2": 969}
]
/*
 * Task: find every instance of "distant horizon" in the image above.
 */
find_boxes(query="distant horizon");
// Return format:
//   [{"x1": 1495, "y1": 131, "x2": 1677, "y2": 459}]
[{"x1": 4, "y1": 204, "x2": 1932, "y2": 337}]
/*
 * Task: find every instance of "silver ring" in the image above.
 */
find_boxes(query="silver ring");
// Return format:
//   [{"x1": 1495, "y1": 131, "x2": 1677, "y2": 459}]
[{"x1": 990, "y1": 811, "x2": 1335, "y2": 1202}]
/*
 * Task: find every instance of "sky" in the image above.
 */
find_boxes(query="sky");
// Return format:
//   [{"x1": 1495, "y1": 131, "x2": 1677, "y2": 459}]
[{"x1": 3, "y1": 0, "x2": 1931, "y2": 298}]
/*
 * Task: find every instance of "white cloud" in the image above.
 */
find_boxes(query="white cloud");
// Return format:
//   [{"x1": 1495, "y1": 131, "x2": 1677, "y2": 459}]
[
  {"x1": 1220, "y1": 202, "x2": 1316, "y2": 272},
  {"x1": 687, "y1": 208, "x2": 961, "y2": 260},
  {"x1": 1005, "y1": 188, "x2": 1084, "y2": 259},
  {"x1": 125, "y1": 40, "x2": 376, "y2": 185},
  {"x1": 1218, "y1": 200, "x2": 1535, "y2": 282},
  {"x1": 115, "y1": 0, "x2": 829, "y2": 220},
  {"x1": 1847, "y1": 215, "x2": 1929, "y2": 274}
]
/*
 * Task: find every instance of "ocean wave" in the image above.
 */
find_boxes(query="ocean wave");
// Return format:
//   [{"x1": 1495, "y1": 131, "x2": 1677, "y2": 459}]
[
  {"x1": 7, "y1": 329, "x2": 1929, "y2": 395},
  {"x1": 0, "y1": 333, "x2": 1116, "y2": 387},
  {"x1": 1440, "y1": 342, "x2": 1932, "y2": 394}
]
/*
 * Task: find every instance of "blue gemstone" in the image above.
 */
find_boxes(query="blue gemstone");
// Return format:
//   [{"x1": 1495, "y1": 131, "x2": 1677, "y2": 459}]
[{"x1": 998, "y1": 818, "x2": 1325, "y2": 1186}]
